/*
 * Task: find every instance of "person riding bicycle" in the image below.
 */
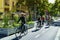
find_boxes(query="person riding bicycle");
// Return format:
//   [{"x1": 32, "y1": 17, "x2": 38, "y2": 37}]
[
  {"x1": 46, "y1": 14, "x2": 51, "y2": 26},
  {"x1": 41, "y1": 16, "x2": 45, "y2": 25},
  {"x1": 37, "y1": 16, "x2": 42, "y2": 28},
  {"x1": 17, "y1": 13, "x2": 26, "y2": 33}
]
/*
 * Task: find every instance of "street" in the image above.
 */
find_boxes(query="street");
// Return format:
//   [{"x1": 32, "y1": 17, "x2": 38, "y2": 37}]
[
  {"x1": 0, "y1": 0, "x2": 60, "y2": 40},
  {"x1": 19, "y1": 26, "x2": 59, "y2": 40},
  {"x1": 12, "y1": 19, "x2": 60, "y2": 40},
  {"x1": 0, "y1": 19, "x2": 60, "y2": 40}
]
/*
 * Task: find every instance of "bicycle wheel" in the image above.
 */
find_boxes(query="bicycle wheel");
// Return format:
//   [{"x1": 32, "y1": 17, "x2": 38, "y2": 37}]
[{"x1": 24, "y1": 25, "x2": 28, "y2": 35}]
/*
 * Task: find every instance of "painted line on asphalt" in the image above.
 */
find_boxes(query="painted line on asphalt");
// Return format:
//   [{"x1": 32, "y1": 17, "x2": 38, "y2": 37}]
[
  {"x1": 35, "y1": 34, "x2": 40, "y2": 38},
  {"x1": 35, "y1": 26, "x2": 55, "y2": 38},
  {"x1": 55, "y1": 28, "x2": 60, "y2": 40},
  {"x1": 35, "y1": 29, "x2": 47, "y2": 38}
]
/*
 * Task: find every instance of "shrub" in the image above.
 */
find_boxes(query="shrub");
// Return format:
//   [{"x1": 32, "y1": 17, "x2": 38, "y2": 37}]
[{"x1": 27, "y1": 21, "x2": 34, "y2": 25}]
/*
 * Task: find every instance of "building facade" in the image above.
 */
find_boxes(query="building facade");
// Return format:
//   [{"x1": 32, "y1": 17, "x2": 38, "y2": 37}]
[{"x1": 0, "y1": 0, "x2": 17, "y2": 13}]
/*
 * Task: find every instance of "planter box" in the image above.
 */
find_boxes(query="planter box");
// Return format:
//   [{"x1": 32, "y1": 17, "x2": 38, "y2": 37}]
[
  {"x1": 0, "y1": 23, "x2": 34, "y2": 35},
  {"x1": 0, "y1": 27, "x2": 18, "y2": 36}
]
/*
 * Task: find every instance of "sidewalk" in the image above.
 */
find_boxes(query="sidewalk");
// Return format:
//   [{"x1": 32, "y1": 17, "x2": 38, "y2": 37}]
[{"x1": 55, "y1": 28, "x2": 60, "y2": 40}]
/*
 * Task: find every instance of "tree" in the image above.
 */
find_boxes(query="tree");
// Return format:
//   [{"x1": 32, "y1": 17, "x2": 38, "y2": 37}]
[
  {"x1": 25, "y1": 0, "x2": 49, "y2": 21},
  {"x1": 51, "y1": 0, "x2": 60, "y2": 16},
  {"x1": 16, "y1": 0, "x2": 25, "y2": 11},
  {"x1": 15, "y1": 0, "x2": 49, "y2": 21},
  {"x1": 25, "y1": 0, "x2": 36, "y2": 21}
]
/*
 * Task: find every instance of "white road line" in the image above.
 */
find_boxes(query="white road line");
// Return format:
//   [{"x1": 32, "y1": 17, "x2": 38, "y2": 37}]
[
  {"x1": 55, "y1": 28, "x2": 60, "y2": 40},
  {"x1": 35, "y1": 29, "x2": 46, "y2": 38},
  {"x1": 35, "y1": 34, "x2": 40, "y2": 38},
  {"x1": 35, "y1": 26, "x2": 56, "y2": 39}
]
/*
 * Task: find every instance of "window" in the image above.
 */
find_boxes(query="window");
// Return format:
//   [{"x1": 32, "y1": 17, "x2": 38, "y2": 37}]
[
  {"x1": 4, "y1": 8, "x2": 9, "y2": 12},
  {"x1": 4, "y1": 0, "x2": 9, "y2": 6},
  {"x1": 12, "y1": 2, "x2": 14, "y2": 7}
]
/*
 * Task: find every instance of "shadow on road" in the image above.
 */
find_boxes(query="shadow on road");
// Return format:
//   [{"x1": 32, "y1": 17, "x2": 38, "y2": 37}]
[
  {"x1": 0, "y1": 34, "x2": 7, "y2": 39},
  {"x1": 12, "y1": 36, "x2": 22, "y2": 40},
  {"x1": 45, "y1": 27, "x2": 49, "y2": 29},
  {"x1": 32, "y1": 29, "x2": 40, "y2": 32},
  {"x1": 12, "y1": 33, "x2": 27, "y2": 40}
]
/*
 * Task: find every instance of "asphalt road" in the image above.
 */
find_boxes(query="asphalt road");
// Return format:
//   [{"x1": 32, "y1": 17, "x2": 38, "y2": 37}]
[
  {"x1": 19, "y1": 26, "x2": 59, "y2": 40},
  {"x1": 0, "y1": 19, "x2": 60, "y2": 40},
  {"x1": 19, "y1": 18, "x2": 60, "y2": 40}
]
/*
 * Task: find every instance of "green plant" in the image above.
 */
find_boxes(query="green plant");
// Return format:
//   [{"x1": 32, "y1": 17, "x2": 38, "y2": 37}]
[
  {"x1": 27, "y1": 21, "x2": 34, "y2": 25},
  {"x1": 13, "y1": 22, "x2": 20, "y2": 27},
  {"x1": 13, "y1": 14, "x2": 19, "y2": 22},
  {"x1": 3, "y1": 13, "x2": 9, "y2": 28},
  {"x1": 0, "y1": 13, "x2": 21, "y2": 28}
]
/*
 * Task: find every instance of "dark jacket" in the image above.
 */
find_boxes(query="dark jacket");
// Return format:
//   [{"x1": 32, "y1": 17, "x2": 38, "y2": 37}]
[
  {"x1": 37, "y1": 17, "x2": 41, "y2": 22},
  {"x1": 18, "y1": 16, "x2": 26, "y2": 24}
]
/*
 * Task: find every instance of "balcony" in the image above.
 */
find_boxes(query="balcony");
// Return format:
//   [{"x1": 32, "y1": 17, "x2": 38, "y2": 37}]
[
  {"x1": 4, "y1": 0, "x2": 9, "y2": 7},
  {"x1": 4, "y1": 6, "x2": 9, "y2": 8}
]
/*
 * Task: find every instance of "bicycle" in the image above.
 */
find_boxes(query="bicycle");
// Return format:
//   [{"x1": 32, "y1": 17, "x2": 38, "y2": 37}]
[
  {"x1": 37, "y1": 21, "x2": 42, "y2": 29},
  {"x1": 19, "y1": 24, "x2": 28, "y2": 35},
  {"x1": 15, "y1": 24, "x2": 28, "y2": 40}
]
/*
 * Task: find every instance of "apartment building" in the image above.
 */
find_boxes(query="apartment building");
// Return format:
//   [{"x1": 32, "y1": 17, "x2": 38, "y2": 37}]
[{"x1": 0, "y1": 0, "x2": 17, "y2": 13}]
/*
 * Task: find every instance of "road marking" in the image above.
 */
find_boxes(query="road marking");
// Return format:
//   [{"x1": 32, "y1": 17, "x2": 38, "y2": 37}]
[
  {"x1": 55, "y1": 28, "x2": 60, "y2": 40},
  {"x1": 35, "y1": 26, "x2": 55, "y2": 38},
  {"x1": 35, "y1": 34, "x2": 40, "y2": 38},
  {"x1": 35, "y1": 30, "x2": 45, "y2": 38}
]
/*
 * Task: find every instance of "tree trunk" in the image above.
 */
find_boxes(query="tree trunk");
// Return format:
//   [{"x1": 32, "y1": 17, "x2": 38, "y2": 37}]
[{"x1": 28, "y1": 8, "x2": 32, "y2": 21}]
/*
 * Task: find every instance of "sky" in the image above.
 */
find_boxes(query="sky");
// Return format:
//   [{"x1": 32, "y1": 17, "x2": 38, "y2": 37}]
[{"x1": 48, "y1": 0, "x2": 55, "y2": 3}]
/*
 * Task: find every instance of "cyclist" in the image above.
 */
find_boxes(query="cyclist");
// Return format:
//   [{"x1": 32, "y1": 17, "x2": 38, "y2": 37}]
[
  {"x1": 46, "y1": 14, "x2": 51, "y2": 26},
  {"x1": 17, "y1": 12, "x2": 26, "y2": 34},
  {"x1": 37, "y1": 16, "x2": 42, "y2": 28},
  {"x1": 41, "y1": 16, "x2": 45, "y2": 25}
]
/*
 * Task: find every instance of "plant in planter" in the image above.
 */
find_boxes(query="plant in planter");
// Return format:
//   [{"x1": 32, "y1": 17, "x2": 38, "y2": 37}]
[
  {"x1": 0, "y1": 13, "x2": 21, "y2": 35},
  {"x1": 0, "y1": 13, "x2": 12, "y2": 35},
  {"x1": 3, "y1": 13, "x2": 9, "y2": 28},
  {"x1": 27, "y1": 21, "x2": 34, "y2": 24},
  {"x1": 13, "y1": 14, "x2": 20, "y2": 27},
  {"x1": 27, "y1": 21, "x2": 34, "y2": 28}
]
